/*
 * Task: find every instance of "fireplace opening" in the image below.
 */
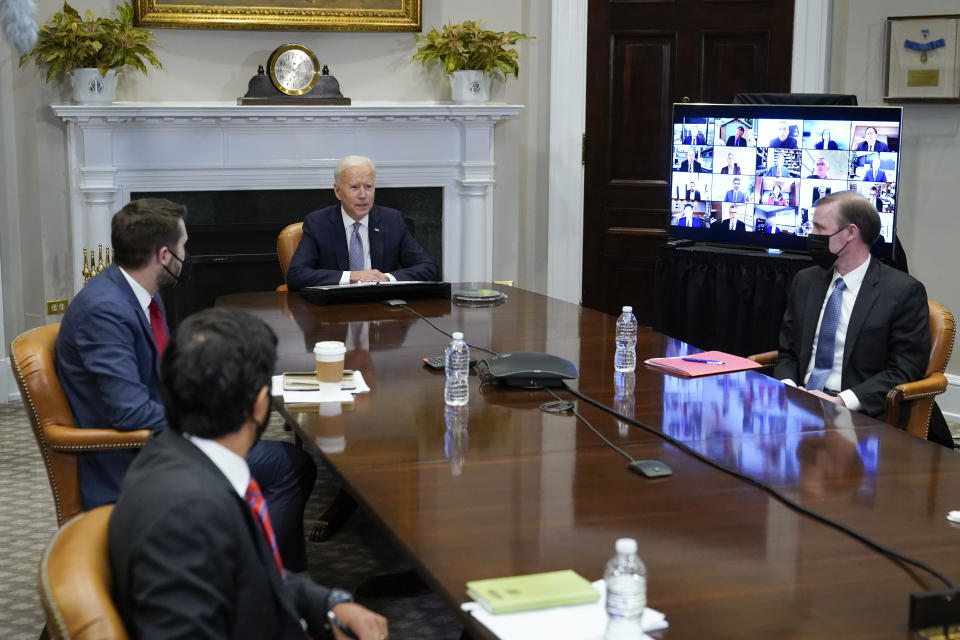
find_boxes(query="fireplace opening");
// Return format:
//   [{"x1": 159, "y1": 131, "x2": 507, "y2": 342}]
[{"x1": 132, "y1": 187, "x2": 442, "y2": 330}]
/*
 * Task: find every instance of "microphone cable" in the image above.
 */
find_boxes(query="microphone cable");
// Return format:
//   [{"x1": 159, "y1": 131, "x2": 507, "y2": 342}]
[
  {"x1": 398, "y1": 304, "x2": 499, "y2": 356},
  {"x1": 561, "y1": 381, "x2": 955, "y2": 591}
]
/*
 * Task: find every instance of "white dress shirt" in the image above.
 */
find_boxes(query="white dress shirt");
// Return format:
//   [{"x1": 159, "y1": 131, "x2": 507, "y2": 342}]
[
  {"x1": 184, "y1": 434, "x2": 250, "y2": 498},
  {"x1": 790, "y1": 256, "x2": 871, "y2": 410},
  {"x1": 338, "y1": 207, "x2": 397, "y2": 285},
  {"x1": 119, "y1": 267, "x2": 154, "y2": 326}
]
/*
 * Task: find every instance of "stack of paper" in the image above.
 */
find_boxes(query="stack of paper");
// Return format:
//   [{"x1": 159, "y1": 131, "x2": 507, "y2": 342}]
[
  {"x1": 644, "y1": 350, "x2": 761, "y2": 377},
  {"x1": 270, "y1": 370, "x2": 369, "y2": 404},
  {"x1": 461, "y1": 579, "x2": 667, "y2": 640}
]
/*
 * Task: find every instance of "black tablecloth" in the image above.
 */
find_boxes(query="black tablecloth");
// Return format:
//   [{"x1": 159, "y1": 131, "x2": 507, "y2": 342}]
[{"x1": 653, "y1": 244, "x2": 814, "y2": 357}]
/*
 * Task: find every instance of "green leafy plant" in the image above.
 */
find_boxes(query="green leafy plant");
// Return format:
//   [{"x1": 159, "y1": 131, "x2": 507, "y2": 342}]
[
  {"x1": 19, "y1": 2, "x2": 162, "y2": 83},
  {"x1": 412, "y1": 20, "x2": 533, "y2": 78}
]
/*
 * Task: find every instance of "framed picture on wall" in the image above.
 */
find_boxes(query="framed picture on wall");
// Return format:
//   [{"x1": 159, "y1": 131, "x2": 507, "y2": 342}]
[
  {"x1": 885, "y1": 15, "x2": 960, "y2": 102},
  {"x1": 135, "y1": 0, "x2": 420, "y2": 31}
]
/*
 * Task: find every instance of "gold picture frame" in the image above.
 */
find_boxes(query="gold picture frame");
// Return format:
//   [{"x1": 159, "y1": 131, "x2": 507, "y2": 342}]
[
  {"x1": 884, "y1": 14, "x2": 960, "y2": 102},
  {"x1": 134, "y1": 0, "x2": 420, "y2": 32}
]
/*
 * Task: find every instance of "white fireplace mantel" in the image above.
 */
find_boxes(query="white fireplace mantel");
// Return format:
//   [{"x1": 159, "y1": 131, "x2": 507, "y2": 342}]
[{"x1": 52, "y1": 101, "x2": 523, "y2": 290}]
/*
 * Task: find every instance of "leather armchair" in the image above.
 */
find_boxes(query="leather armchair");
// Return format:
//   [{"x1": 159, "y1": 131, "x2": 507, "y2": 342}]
[
  {"x1": 276, "y1": 221, "x2": 304, "y2": 292},
  {"x1": 749, "y1": 300, "x2": 955, "y2": 440},
  {"x1": 38, "y1": 505, "x2": 128, "y2": 640},
  {"x1": 9, "y1": 323, "x2": 149, "y2": 526}
]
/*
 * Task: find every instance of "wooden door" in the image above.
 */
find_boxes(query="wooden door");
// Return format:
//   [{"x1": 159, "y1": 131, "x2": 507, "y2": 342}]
[{"x1": 582, "y1": 0, "x2": 796, "y2": 323}]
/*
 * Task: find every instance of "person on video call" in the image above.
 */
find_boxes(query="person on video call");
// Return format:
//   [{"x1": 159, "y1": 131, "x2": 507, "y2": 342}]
[
  {"x1": 685, "y1": 181, "x2": 701, "y2": 200},
  {"x1": 724, "y1": 177, "x2": 748, "y2": 203},
  {"x1": 774, "y1": 190, "x2": 952, "y2": 447},
  {"x1": 683, "y1": 130, "x2": 705, "y2": 145},
  {"x1": 766, "y1": 184, "x2": 787, "y2": 206},
  {"x1": 815, "y1": 129, "x2": 839, "y2": 150},
  {"x1": 723, "y1": 205, "x2": 747, "y2": 232},
  {"x1": 855, "y1": 126, "x2": 890, "y2": 153},
  {"x1": 286, "y1": 155, "x2": 438, "y2": 289},
  {"x1": 807, "y1": 156, "x2": 831, "y2": 180},
  {"x1": 676, "y1": 203, "x2": 704, "y2": 227},
  {"x1": 726, "y1": 125, "x2": 749, "y2": 147},
  {"x1": 862, "y1": 154, "x2": 887, "y2": 182},
  {"x1": 720, "y1": 153, "x2": 741, "y2": 175},
  {"x1": 869, "y1": 185, "x2": 884, "y2": 211},
  {"x1": 765, "y1": 153, "x2": 791, "y2": 177},
  {"x1": 678, "y1": 148, "x2": 703, "y2": 173},
  {"x1": 769, "y1": 121, "x2": 798, "y2": 148},
  {"x1": 812, "y1": 186, "x2": 831, "y2": 205}
]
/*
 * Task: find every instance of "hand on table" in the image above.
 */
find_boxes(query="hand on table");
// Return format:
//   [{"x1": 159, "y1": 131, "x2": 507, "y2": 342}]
[
  {"x1": 804, "y1": 388, "x2": 846, "y2": 406},
  {"x1": 331, "y1": 602, "x2": 388, "y2": 640},
  {"x1": 349, "y1": 269, "x2": 389, "y2": 284}
]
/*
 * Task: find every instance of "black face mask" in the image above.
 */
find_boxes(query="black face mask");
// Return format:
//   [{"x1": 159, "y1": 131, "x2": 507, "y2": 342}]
[
  {"x1": 255, "y1": 395, "x2": 273, "y2": 442},
  {"x1": 162, "y1": 248, "x2": 191, "y2": 287},
  {"x1": 807, "y1": 228, "x2": 847, "y2": 270}
]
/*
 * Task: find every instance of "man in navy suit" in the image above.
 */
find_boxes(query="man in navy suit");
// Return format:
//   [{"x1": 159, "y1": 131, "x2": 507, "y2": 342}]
[
  {"x1": 724, "y1": 177, "x2": 748, "y2": 203},
  {"x1": 862, "y1": 154, "x2": 887, "y2": 182},
  {"x1": 774, "y1": 192, "x2": 950, "y2": 444},
  {"x1": 769, "y1": 121, "x2": 798, "y2": 149},
  {"x1": 110, "y1": 308, "x2": 388, "y2": 640},
  {"x1": 287, "y1": 156, "x2": 438, "y2": 289},
  {"x1": 56, "y1": 199, "x2": 316, "y2": 572},
  {"x1": 855, "y1": 127, "x2": 890, "y2": 153}
]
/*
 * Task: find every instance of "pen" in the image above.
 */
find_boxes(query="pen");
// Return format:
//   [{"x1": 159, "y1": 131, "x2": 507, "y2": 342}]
[{"x1": 681, "y1": 357, "x2": 725, "y2": 365}]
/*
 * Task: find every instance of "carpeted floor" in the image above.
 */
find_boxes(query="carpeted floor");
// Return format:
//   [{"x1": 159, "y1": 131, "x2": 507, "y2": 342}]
[{"x1": 0, "y1": 401, "x2": 464, "y2": 640}]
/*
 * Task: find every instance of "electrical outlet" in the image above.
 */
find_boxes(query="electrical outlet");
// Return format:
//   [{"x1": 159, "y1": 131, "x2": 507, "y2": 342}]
[{"x1": 46, "y1": 299, "x2": 68, "y2": 315}]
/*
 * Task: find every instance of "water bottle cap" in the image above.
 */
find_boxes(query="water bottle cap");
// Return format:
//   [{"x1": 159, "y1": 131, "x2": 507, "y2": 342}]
[
  {"x1": 615, "y1": 538, "x2": 638, "y2": 555},
  {"x1": 452, "y1": 331, "x2": 464, "y2": 340},
  {"x1": 622, "y1": 306, "x2": 632, "y2": 313}
]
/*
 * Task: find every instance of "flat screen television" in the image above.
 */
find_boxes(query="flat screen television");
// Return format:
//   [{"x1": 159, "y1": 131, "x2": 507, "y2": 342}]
[{"x1": 668, "y1": 103, "x2": 903, "y2": 258}]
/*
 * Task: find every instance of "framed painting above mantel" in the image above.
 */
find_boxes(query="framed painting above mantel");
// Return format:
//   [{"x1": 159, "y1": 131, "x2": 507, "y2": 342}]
[{"x1": 134, "y1": 0, "x2": 420, "y2": 31}]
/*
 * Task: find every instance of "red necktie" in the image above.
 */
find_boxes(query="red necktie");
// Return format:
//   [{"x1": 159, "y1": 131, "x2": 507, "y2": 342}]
[
  {"x1": 148, "y1": 299, "x2": 167, "y2": 358},
  {"x1": 245, "y1": 478, "x2": 285, "y2": 577}
]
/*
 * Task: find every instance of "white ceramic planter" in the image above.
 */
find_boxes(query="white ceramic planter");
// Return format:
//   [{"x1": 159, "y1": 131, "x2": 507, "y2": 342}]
[
  {"x1": 70, "y1": 68, "x2": 118, "y2": 104},
  {"x1": 449, "y1": 70, "x2": 490, "y2": 104}
]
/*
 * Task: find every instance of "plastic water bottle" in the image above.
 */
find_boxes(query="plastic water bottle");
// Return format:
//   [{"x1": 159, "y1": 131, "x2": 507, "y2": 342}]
[
  {"x1": 604, "y1": 537, "x2": 646, "y2": 621},
  {"x1": 444, "y1": 331, "x2": 470, "y2": 406},
  {"x1": 614, "y1": 306, "x2": 638, "y2": 372}
]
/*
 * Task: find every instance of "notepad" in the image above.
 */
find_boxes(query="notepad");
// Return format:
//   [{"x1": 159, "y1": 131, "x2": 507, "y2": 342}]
[
  {"x1": 282, "y1": 371, "x2": 356, "y2": 391},
  {"x1": 466, "y1": 570, "x2": 600, "y2": 614},
  {"x1": 643, "y1": 350, "x2": 761, "y2": 378}
]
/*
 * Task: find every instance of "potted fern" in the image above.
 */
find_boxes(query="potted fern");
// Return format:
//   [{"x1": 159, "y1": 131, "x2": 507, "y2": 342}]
[
  {"x1": 412, "y1": 20, "x2": 533, "y2": 104},
  {"x1": 20, "y1": 2, "x2": 161, "y2": 104}
]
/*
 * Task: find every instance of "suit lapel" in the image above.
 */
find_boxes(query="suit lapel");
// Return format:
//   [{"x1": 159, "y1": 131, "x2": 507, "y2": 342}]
[
  {"x1": 368, "y1": 206, "x2": 384, "y2": 270},
  {"x1": 799, "y1": 269, "x2": 832, "y2": 373},
  {"x1": 843, "y1": 260, "x2": 881, "y2": 372},
  {"x1": 107, "y1": 265, "x2": 162, "y2": 367},
  {"x1": 329, "y1": 206, "x2": 349, "y2": 271}
]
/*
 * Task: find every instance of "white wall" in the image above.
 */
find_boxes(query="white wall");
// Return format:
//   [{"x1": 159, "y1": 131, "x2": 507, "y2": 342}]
[
  {"x1": 831, "y1": 1, "x2": 960, "y2": 419},
  {"x1": 0, "y1": 0, "x2": 550, "y2": 355}
]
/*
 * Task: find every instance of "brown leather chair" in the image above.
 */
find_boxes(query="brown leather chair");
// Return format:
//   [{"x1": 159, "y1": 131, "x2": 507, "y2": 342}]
[
  {"x1": 9, "y1": 323, "x2": 149, "y2": 526},
  {"x1": 276, "y1": 222, "x2": 304, "y2": 292},
  {"x1": 749, "y1": 300, "x2": 955, "y2": 440},
  {"x1": 38, "y1": 504, "x2": 128, "y2": 640}
]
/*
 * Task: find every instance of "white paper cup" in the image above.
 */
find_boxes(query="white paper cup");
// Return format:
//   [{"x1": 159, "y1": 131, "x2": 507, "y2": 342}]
[{"x1": 314, "y1": 341, "x2": 346, "y2": 394}]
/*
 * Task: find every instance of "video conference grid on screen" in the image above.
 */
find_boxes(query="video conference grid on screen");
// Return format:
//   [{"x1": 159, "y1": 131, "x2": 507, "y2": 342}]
[{"x1": 669, "y1": 105, "x2": 902, "y2": 256}]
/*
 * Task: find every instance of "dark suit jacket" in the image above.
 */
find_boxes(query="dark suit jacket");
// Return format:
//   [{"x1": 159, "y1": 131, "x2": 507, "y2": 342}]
[
  {"x1": 286, "y1": 204, "x2": 438, "y2": 289},
  {"x1": 769, "y1": 137, "x2": 798, "y2": 149},
  {"x1": 724, "y1": 189, "x2": 747, "y2": 203},
  {"x1": 676, "y1": 216, "x2": 704, "y2": 228},
  {"x1": 56, "y1": 264, "x2": 166, "y2": 509},
  {"x1": 685, "y1": 189, "x2": 701, "y2": 200},
  {"x1": 856, "y1": 140, "x2": 890, "y2": 153},
  {"x1": 720, "y1": 165, "x2": 741, "y2": 175},
  {"x1": 815, "y1": 140, "x2": 839, "y2": 150},
  {"x1": 110, "y1": 429, "x2": 330, "y2": 639},
  {"x1": 726, "y1": 135, "x2": 748, "y2": 147},
  {"x1": 863, "y1": 168, "x2": 887, "y2": 182},
  {"x1": 721, "y1": 220, "x2": 747, "y2": 232},
  {"x1": 678, "y1": 160, "x2": 703, "y2": 173},
  {"x1": 774, "y1": 260, "x2": 930, "y2": 418}
]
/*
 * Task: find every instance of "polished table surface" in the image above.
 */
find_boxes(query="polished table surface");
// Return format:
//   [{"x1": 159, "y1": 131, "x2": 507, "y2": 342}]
[{"x1": 218, "y1": 287, "x2": 960, "y2": 639}]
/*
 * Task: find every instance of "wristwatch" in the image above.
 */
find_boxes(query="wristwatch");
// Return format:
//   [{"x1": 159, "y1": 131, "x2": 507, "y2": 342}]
[{"x1": 326, "y1": 589, "x2": 356, "y2": 638}]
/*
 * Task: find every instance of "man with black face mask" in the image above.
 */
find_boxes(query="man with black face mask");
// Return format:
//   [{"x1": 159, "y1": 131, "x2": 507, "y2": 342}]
[
  {"x1": 774, "y1": 192, "x2": 938, "y2": 438},
  {"x1": 57, "y1": 198, "x2": 317, "y2": 571}
]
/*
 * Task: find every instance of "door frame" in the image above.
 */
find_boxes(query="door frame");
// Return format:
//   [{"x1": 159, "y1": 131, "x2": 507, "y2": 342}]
[{"x1": 546, "y1": 0, "x2": 831, "y2": 306}]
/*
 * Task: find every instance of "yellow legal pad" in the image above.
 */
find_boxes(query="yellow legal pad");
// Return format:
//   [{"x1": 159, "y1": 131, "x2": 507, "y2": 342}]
[{"x1": 466, "y1": 570, "x2": 600, "y2": 614}]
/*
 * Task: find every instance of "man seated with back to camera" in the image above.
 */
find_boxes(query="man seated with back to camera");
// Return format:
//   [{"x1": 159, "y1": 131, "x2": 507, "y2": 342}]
[
  {"x1": 109, "y1": 308, "x2": 389, "y2": 640},
  {"x1": 286, "y1": 155, "x2": 438, "y2": 289},
  {"x1": 774, "y1": 192, "x2": 952, "y2": 446},
  {"x1": 55, "y1": 199, "x2": 316, "y2": 572}
]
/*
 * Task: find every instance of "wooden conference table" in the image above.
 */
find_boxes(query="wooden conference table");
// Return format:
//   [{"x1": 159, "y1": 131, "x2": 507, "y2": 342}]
[{"x1": 218, "y1": 286, "x2": 960, "y2": 639}]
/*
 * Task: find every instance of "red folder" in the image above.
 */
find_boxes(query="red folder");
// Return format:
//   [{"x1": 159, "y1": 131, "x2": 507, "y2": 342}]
[{"x1": 643, "y1": 350, "x2": 761, "y2": 378}]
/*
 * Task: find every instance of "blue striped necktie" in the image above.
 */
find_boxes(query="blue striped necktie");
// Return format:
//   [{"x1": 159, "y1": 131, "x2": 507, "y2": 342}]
[
  {"x1": 348, "y1": 221, "x2": 364, "y2": 272},
  {"x1": 806, "y1": 277, "x2": 845, "y2": 392}
]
